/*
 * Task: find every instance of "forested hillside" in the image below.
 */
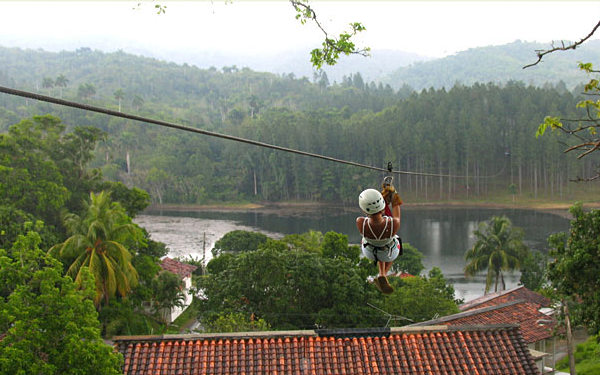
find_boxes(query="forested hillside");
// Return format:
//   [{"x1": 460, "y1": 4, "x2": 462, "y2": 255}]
[
  {"x1": 0, "y1": 46, "x2": 597, "y2": 205},
  {"x1": 383, "y1": 40, "x2": 600, "y2": 90}
]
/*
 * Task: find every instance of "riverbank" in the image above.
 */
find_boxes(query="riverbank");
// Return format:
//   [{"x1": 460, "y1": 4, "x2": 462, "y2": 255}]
[{"x1": 147, "y1": 200, "x2": 600, "y2": 219}]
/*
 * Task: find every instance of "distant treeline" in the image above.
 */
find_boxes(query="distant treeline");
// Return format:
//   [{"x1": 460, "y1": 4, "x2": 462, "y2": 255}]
[{"x1": 0, "y1": 46, "x2": 596, "y2": 204}]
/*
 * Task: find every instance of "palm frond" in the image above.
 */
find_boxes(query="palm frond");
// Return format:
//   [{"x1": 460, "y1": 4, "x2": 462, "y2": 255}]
[
  {"x1": 102, "y1": 253, "x2": 118, "y2": 299},
  {"x1": 66, "y1": 251, "x2": 89, "y2": 279}
]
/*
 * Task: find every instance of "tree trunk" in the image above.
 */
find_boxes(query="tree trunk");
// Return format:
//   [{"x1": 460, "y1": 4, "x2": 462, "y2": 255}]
[
  {"x1": 518, "y1": 164, "x2": 522, "y2": 196},
  {"x1": 563, "y1": 301, "x2": 577, "y2": 375},
  {"x1": 423, "y1": 159, "x2": 428, "y2": 201},
  {"x1": 534, "y1": 164, "x2": 538, "y2": 199},
  {"x1": 447, "y1": 168, "x2": 452, "y2": 200},
  {"x1": 438, "y1": 160, "x2": 443, "y2": 200},
  {"x1": 494, "y1": 271, "x2": 499, "y2": 292},
  {"x1": 156, "y1": 188, "x2": 163, "y2": 205},
  {"x1": 466, "y1": 158, "x2": 469, "y2": 200},
  {"x1": 476, "y1": 162, "x2": 480, "y2": 196}
]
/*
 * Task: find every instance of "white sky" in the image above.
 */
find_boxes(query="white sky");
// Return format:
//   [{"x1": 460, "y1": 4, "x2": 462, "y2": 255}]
[{"x1": 0, "y1": 1, "x2": 599, "y2": 58}]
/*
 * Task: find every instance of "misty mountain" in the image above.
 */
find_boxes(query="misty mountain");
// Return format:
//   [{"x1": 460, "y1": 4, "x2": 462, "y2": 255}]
[
  {"x1": 382, "y1": 40, "x2": 600, "y2": 91},
  {"x1": 3, "y1": 33, "x2": 600, "y2": 93},
  {"x1": 110, "y1": 46, "x2": 430, "y2": 84},
  {"x1": 0, "y1": 33, "x2": 429, "y2": 84}
]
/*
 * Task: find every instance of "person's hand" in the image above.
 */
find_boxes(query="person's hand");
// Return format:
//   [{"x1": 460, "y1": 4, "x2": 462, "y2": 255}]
[
  {"x1": 381, "y1": 185, "x2": 402, "y2": 206},
  {"x1": 391, "y1": 192, "x2": 402, "y2": 207},
  {"x1": 381, "y1": 185, "x2": 394, "y2": 204}
]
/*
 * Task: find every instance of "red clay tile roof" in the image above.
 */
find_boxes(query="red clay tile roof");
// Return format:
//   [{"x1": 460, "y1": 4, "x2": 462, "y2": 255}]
[
  {"x1": 160, "y1": 257, "x2": 198, "y2": 279},
  {"x1": 459, "y1": 286, "x2": 551, "y2": 311},
  {"x1": 390, "y1": 272, "x2": 414, "y2": 279},
  {"x1": 411, "y1": 300, "x2": 556, "y2": 344},
  {"x1": 114, "y1": 325, "x2": 540, "y2": 375}
]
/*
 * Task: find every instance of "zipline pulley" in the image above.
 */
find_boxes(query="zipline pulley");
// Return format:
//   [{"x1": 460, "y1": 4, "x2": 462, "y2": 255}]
[{"x1": 382, "y1": 161, "x2": 394, "y2": 188}]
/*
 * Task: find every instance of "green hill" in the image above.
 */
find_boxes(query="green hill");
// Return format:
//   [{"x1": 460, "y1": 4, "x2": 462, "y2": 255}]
[{"x1": 383, "y1": 40, "x2": 600, "y2": 90}]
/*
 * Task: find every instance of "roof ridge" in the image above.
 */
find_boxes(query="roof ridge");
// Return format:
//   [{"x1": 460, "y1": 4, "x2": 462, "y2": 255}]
[
  {"x1": 459, "y1": 285, "x2": 526, "y2": 310},
  {"x1": 114, "y1": 330, "x2": 319, "y2": 342},
  {"x1": 114, "y1": 324, "x2": 526, "y2": 343},
  {"x1": 409, "y1": 299, "x2": 529, "y2": 326}
]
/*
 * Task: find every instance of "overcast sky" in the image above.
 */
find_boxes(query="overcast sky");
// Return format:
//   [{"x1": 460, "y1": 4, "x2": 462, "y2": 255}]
[{"x1": 1, "y1": 1, "x2": 599, "y2": 59}]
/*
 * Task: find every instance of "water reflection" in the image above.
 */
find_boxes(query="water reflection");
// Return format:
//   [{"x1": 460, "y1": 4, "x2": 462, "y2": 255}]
[{"x1": 139, "y1": 206, "x2": 569, "y2": 301}]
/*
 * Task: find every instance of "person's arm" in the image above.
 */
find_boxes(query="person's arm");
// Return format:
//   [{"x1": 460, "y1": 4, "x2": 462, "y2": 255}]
[
  {"x1": 356, "y1": 217, "x2": 365, "y2": 235},
  {"x1": 387, "y1": 189, "x2": 402, "y2": 234},
  {"x1": 391, "y1": 203, "x2": 401, "y2": 234}
]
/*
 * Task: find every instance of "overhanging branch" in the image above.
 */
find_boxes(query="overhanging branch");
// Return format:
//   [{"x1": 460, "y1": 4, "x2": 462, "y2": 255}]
[{"x1": 523, "y1": 20, "x2": 600, "y2": 69}]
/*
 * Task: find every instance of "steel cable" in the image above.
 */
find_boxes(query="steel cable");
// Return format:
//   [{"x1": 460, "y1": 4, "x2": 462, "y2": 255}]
[{"x1": 0, "y1": 85, "x2": 505, "y2": 179}]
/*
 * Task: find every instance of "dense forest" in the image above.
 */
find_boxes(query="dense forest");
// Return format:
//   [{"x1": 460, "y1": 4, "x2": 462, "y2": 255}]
[{"x1": 0, "y1": 46, "x2": 598, "y2": 206}]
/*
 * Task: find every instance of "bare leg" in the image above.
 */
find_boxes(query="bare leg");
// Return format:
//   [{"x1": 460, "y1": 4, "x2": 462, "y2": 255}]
[
  {"x1": 377, "y1": 261, "x2": 394, "y2": 294},
  {"x1": 377, "y1": 261, "x2": 387, "y2": 277},
  {"x1": 384, "y1": 261, "x2": 393, "y2": 275}
]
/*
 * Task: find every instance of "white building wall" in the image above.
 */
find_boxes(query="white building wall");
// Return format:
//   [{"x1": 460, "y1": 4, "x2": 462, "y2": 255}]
[{"x1": 167, "y1": 276, "x2": 194, "y2": 323}]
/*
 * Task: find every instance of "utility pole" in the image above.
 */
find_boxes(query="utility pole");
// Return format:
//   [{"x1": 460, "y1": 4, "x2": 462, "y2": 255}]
[{"x1": 202, "y1": 232, "x2": 207, "y2": 275}]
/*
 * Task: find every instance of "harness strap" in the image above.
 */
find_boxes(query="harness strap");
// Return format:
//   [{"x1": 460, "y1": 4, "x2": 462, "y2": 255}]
[
  {"x1": 362, "y1": 216, "x2": 398, "y2": 266},
  {"x1": 363, "y1": 216, "x2": 392, "y2": 240}
]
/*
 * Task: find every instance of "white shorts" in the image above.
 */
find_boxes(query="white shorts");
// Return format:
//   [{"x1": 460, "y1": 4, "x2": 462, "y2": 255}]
[{"x1": 361, "y1": 236, "x2": 401, "y2": 262}]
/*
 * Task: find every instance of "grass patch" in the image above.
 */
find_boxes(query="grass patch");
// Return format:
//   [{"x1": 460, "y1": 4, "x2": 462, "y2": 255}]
[{"x1": 557, "y1": 335, "x2": 600, "y2": 375}]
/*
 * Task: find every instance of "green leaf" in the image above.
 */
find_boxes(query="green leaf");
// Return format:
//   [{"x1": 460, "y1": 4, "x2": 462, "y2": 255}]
[
  {"x1": 536, "y1": 116, "x2": 562, "y2": 138},
  {"x1": 578, "y1": 62, "x2": 594, "y2": 73},
  {"x1": 584, "y1": 79, "x2": 599, "y2": 92}
]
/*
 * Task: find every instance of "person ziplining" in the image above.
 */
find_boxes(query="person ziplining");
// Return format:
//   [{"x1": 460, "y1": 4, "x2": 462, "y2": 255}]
[{"x1": 356, "y1": 183, "x2": 403, "y2": 294}]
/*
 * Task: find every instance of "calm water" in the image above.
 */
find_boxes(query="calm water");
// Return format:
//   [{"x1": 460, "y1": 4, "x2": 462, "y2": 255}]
[{"x1": 137, "y1": 207, "x2": 570, "y2": 301}]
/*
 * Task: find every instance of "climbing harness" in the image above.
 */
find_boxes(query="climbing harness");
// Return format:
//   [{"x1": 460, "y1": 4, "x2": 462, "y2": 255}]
[{"x1": 361, "y1": 215, "x2": 401, "y2": 265}]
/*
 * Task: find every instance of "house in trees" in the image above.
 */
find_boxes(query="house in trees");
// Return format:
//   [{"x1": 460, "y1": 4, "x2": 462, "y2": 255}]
[
  {"x1": 114, "y1": 325, "x2": 540, "y2": 374},
  {"x1": 410, "y1": 286, "x2": 558, "y2": 373},
  {"x1": 159, "y1": 257, "x2": 197, "y2": 323}
]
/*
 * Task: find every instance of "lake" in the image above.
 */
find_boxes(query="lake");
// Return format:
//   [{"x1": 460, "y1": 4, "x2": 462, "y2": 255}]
[{"x1": 135, "y1": 206, "x2": 570, "y2": 301}]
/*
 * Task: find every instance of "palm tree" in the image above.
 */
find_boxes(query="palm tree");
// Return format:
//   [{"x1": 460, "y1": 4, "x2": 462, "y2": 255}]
[
  {"x1": 464, "y1": 216, "x2": 527, "y2": 294},
  {"x1": 55, "y1": 74, "x2": 69, "y2": 98},
  {"x1": 131, "y1": 94, "x2": 144, "y2": 111},
  {"x1": 113, "y1": 88, "x2": 125, "y2": 112},
  {"x1": 49, "y1": 191, "x2": 141, "y2": 307},
  {"x1": 41, "y1": 77, "x2": 54, "y2": 94}
]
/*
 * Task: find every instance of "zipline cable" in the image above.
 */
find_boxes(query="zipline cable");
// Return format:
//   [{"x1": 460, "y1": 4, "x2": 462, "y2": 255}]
[{"x1": 0, "y1": 85, "x2": 506, "y2": 179}]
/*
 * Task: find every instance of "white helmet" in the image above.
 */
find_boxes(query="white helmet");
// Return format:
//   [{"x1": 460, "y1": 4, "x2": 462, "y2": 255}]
[{"x1": 358, "y1": 189, "x2": 385, "y2": 214}]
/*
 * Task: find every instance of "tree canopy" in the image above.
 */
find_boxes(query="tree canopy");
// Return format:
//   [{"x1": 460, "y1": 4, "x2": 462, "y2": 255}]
[
  {"x1": 0, "y1": 227, "x2": 123, "y2": 374},
  {"x1": 200, "y1": 231, "x2": 458, "y2": 330},
  {"x1": 548, "y1": 203, "x2": 600, "y2": 335},
  {"x1": 211, "y1": 230, "x2": 268, "y2": 256}
]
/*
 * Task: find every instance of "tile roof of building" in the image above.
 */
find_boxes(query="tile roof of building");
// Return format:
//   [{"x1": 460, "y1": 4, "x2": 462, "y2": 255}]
[
  {"x1": 390, "y1": 272, "x2": 414, "y2": 279},
  {"x1": 159, "y1": 257, "x2": 198, "y2": 279},
  {"x1": 410, "y1": 300, "x2": 556, "y2": 344},
  {"x1": 114, "y1": 325, "x2": 540, "y2": 375},
  {"x1": 459, "y1": 286, "x2": 552, "y2": 312}
]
